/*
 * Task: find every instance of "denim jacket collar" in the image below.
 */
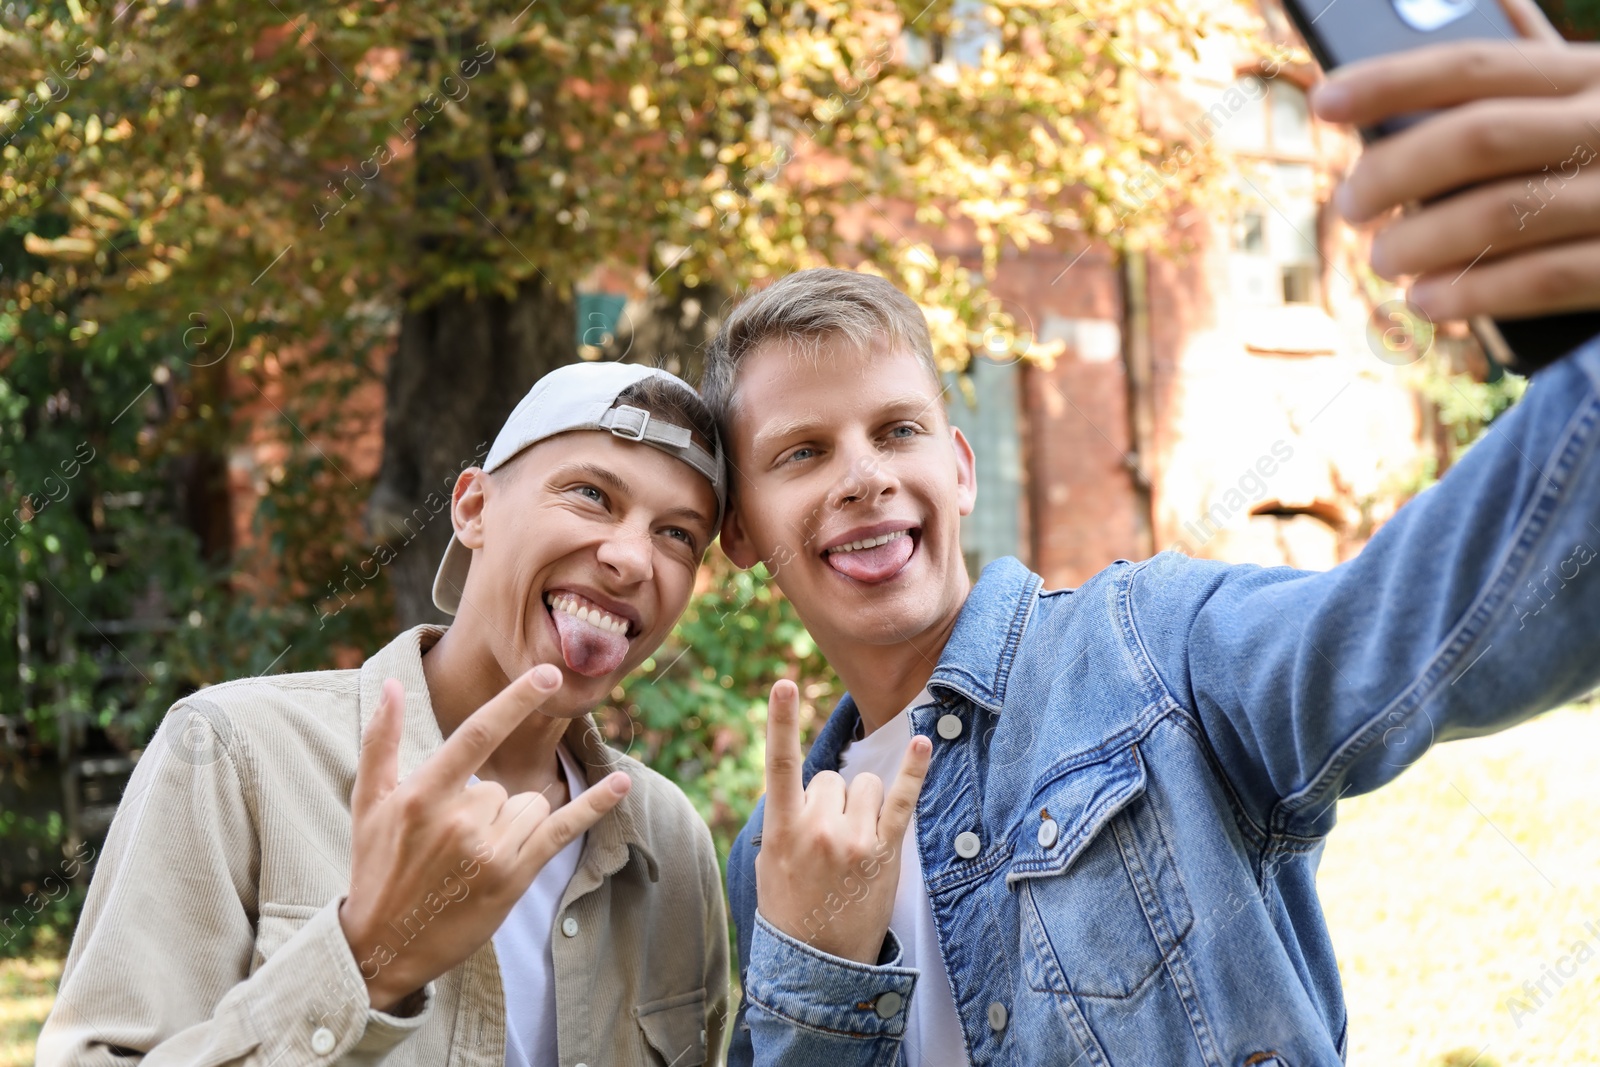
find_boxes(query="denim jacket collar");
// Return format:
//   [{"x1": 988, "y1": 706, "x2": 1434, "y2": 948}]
[
  {"x1": 801, "y1": 556, "x2": 1042, "y2": 784},
  {"x1": 927, "y1": 556, "x2": 1041, "y2": 713}
]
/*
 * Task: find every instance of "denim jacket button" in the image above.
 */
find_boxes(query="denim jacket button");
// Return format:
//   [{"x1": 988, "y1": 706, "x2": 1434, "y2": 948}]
[
  {"x1": 954, "y1": 831, "x2": 981, "y2": 858},
  {"x1": 936, "y1": 714, "x2": 963, "y2": 739},
  {"x1": 987, "y1": 1001, "x2": 1008, "y2": 1031},
  {"x1": 1037, "y1": 817, "x2": 1060, "y2": 849},
  {"x1": 873, "y1": 991, "x2": 904, "y2": 1018}
]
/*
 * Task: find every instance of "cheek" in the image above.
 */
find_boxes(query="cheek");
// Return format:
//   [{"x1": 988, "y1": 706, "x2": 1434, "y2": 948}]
[{"x1": 657, "y1": 557, "x2": 699, "y2": 615}]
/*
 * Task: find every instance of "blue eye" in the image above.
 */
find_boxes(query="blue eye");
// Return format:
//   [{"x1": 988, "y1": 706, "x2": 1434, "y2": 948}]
[
  {"x1": 787, "y1": 447, "x2": 815, "y2": 463},
  {"x1": 576, "y1": 485, "x2": 604, "y2": 503}
]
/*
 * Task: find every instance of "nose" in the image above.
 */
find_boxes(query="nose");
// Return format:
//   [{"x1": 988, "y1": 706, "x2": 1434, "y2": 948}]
[
  {"x1": 828, "y1": 432, "x2": 896, "y2": 510},
  {"x1": 595, "y1": 522, "x2": 654, "y2": 584}
]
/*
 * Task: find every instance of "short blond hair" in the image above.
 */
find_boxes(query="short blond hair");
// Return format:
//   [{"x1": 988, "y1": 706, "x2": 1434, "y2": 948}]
[{"x1": 700, "y1": 268, "x2": 939, "y2": 431}]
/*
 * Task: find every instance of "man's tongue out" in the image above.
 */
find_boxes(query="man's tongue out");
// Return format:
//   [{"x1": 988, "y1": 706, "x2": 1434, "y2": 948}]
[
  {"x1": 549, "y1": 601, "x2": 630, "y2": 678},
  {"x1": 826, "y1": 531, "x2": 915, "y2": 583}
]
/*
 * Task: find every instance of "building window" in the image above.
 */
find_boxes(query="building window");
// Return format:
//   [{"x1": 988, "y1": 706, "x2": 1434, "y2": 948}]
[
  {"x1": 902, "y1": 0, "x2": 998, "y2": 69},
  {"x1": 1220, "y1": 75, "x2": 1323, "y2": 307}
]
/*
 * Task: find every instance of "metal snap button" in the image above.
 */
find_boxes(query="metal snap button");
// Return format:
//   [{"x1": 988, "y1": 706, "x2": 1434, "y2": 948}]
[
  {"x1": 1037, "y1": 817, "x2": 1060, "y2": 849},
  {"x1": 936, "y1": 714, "x2": 963, "y2": 740},
  {"x1": 953, "y1": 831, "x2": 981, "y2": 859},
  {"x1": 874, "y1": 991, "x2": 904, "y2": 1018}
]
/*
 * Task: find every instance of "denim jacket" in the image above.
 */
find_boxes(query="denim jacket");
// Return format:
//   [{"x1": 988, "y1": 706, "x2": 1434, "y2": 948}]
[{"x1": 726, "y1": 338, "x2": 1600, "y2": 1067}]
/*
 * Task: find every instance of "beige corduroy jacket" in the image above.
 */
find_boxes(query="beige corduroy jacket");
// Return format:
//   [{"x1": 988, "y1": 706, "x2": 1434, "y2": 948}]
[{"x1": 37, "y1": 624, "x2": 728, "y2": 1067}]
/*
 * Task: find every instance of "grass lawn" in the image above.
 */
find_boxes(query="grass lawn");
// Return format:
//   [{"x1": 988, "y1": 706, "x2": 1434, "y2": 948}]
[
  {"x1": 1319, "y1": 699, "x2": 1600, "y2": 1066},
  {"x1": 0, "y1": 953, "x2": 61, "y2": 1067},
  {"x1": 1, "y1": 701, "x2": 1593, "y2": 1065}
]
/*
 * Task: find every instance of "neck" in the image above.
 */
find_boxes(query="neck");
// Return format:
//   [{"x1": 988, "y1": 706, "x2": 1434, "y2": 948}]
[
  {"x1": 421, "y1": 624, "x2": 570, "y2": 803},
  {"x1": 817, "y1": 577, "x2": 971, "y2": 736}
]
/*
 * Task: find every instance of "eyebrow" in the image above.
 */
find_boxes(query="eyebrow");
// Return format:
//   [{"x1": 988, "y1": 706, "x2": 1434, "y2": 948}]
[
  {"x1": 563, "y1": 462, "x2": 633, "y2": 497},
  {"x1": 553, "y1": 462, "x2": 713, "y2": 534},
  {"x1": 748, "y1": 392, "x2": 941, "y2": 454}
]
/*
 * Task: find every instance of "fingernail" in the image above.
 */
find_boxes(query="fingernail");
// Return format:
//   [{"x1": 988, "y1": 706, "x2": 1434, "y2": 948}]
[
  {"x1": 609, "y1": 773, "x2": 632, "y2": 795},
  {"x1": 531, "y1": 663, "x2": 561, "y2": 687},
  {"x1": 1334, "y1": 181, "x2": 1361, "y2": 223},
  {"x1": 1310, "y1": 81, "x2": 1351, "y2": 120},
  {"x1": 1409, "y1": 281, "x2": 1442, "y2": 318}
]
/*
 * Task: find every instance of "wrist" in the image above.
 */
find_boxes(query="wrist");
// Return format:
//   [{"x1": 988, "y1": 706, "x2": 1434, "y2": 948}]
[
  {"x1": 758, "y1": 904, "x2": 886, "y2": 965},
  {"x1": 338, "y1": 896, "x2": 417, "y2": 1013}
]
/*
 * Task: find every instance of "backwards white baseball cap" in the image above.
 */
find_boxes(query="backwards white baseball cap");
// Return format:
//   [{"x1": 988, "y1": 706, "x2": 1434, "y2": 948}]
[{"x1": 431, "y1": 361, "x2": 725, "y2": 616}]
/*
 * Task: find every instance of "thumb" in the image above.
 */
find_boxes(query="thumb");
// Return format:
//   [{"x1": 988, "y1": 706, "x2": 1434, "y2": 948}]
[
  {"x1": 352, "y1": 678, "x2": 403, "y2": 817},
  {"x1": 878, "y1": 734, "x2": 932, "y2": 848}
]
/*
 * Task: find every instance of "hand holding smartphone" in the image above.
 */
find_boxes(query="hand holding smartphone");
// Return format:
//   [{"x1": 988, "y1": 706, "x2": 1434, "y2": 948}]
[{"x1": 1284, "y1": 0, "x2": 1600, "y2": 374}]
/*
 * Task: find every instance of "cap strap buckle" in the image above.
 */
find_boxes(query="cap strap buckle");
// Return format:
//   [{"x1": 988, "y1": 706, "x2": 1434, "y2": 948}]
[{"x1": 605, "y1": 404, "x2": 650, "y2": 441}]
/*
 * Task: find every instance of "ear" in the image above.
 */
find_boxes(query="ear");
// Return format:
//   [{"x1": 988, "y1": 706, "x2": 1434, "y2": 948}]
[
  {"x1": 452, "y1": 467, "x2": 491, "y2": 550},
  {"x1": 951, "y1": 426, "x2": 977, "y2": 518},
  {"x1": 719, "y1": 500, "x2": 760, "y2": 570}
]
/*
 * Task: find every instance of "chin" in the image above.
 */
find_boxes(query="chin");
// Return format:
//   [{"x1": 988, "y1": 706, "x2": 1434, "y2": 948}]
[{"x1": 541, "y1": 681, "x2": 609, "y2": 719}]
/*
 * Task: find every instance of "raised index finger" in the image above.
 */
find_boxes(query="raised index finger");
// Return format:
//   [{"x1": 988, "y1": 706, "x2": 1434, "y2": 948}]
[
  {"x1": 416, "y1": 663, "x2": 562, "y2": 791},
  {"x1": 763, "y1": 679, "x2": 805, "y2": 827}
]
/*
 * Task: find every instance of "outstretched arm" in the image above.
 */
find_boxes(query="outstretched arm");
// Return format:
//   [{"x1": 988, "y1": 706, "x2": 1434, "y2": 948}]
[{"x1": 1134, "y1": 340, "x2": 1600, "y2": 836}]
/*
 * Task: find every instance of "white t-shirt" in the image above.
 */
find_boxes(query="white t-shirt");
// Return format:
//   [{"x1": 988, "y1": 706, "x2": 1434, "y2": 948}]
[
  {"x1": 837, "y1": 690, "x2": 972, "y2": 1067},
  {"x1": 470, "y1": 743, "x2": 588, "y2": 1067}
]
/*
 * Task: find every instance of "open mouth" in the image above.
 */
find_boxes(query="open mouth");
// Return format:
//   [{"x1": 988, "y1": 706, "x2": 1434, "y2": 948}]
[
  {"x1": 821, "y1": 527, "x2": 919, "y2": 583},
  {"x1": 543, "y1": 590, "x2": 639, "y2": 678}
]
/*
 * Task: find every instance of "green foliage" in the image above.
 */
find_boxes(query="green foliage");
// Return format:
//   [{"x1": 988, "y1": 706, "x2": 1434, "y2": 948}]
[
  {"x1": 1539, "y1": 0, "x2": 1600, "y2": 39},
  {"x1": 0, "y1": 0, "x2": 1246, "y2": 933},
  {"x1": 1397, "y1": 346, "x2": 1529, "y2": 496},
  {"x1": 0, "y1": 274, "x2": 394, "y2": 760},
  {"x1": 0, "y1": 884, "x2": 83, "y2": 960}
]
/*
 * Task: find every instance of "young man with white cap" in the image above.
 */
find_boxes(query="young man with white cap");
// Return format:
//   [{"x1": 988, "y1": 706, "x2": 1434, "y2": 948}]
[{"x1": 39, "y1": 361, "x2": 730, "y2": 1067}]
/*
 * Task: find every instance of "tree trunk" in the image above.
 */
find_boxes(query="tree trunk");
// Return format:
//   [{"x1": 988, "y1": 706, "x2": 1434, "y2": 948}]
[{"x1": 371, "y1": 279, "x2": 576, "y2": 629}]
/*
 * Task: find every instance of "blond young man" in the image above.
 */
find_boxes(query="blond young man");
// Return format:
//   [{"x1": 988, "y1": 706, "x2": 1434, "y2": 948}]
[{"x1": 712, "y1": 21, "x2": 1600, "y2": 1064}]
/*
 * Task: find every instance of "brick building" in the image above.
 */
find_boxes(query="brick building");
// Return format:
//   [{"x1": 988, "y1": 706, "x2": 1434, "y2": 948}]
[{"x1": 944, "y1": 0, "x2": 1449, "y2": 587}]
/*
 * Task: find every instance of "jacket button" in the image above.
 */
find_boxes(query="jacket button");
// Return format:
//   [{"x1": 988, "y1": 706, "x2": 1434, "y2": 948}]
[
  {"x1": 953, "y1": 831, "x2": 981, "y2": 859},
  {"x1": 310, "y1": 1027, "x2": 336, "y2": 1055},
  {"x1": 1037, "y1": 817, "x2": 1060, "y2": 849},
  {"x1": 987, "y1": 1001, "x2": 1008, "y2": 1031},
  {"x1": 936, "y1": 714, "x2": 963, "y2": 740},
  {"x1": 874, "y1": 991, "x2": 904, "y2": 1018},
  {"x1": 561, "y1": 916, "x2": 580, "y2": 937}
]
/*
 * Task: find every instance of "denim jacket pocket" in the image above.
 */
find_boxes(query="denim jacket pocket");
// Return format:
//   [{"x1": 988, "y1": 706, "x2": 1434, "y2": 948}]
[
  {"x1": 1006, "y1": 741, "x2": 1194, "y2": 999},
  {"x1": 636, "y1": 988, "x2": 708, "y2": 1067}
]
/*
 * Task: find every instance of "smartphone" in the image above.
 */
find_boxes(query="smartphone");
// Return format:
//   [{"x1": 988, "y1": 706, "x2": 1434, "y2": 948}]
[{"x1": 1281, "y1": 0, "x2": 1600, "y2": 375}]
